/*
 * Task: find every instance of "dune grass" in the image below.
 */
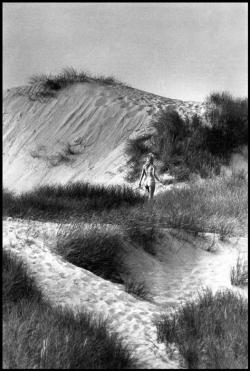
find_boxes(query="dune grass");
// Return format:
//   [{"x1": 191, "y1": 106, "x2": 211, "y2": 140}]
[
  {"x1": 152, "y1": 171, "x2": 248, "y2": 238},
  {"x1": 156, "y1": 288, "x2": 248, "y2": 369},
  {"x1": 3, "y1": 182, "x2": 144, "y2": 221},
  {"x1": 55, "y1": 224, "x2": 126, "y2": 283},
  {"x1": 3, "y1": 250, "x2": 136, "y2": 369},
  {"x1": 15, "y1": 67, "x2": 130, "y2": 102},
  {"x1": 230, "y1": 256, "x2": 248, "y2": 287}
]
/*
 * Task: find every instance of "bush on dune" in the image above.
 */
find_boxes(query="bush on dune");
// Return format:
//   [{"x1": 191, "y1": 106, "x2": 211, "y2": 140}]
[
  {"x1": 156, "y1": 288, "x2": 248, "y2": 369},
  {"x1": 204, "y1": 92, "x2": 248, "y2": 156},
  {"x1": 3, "y1": 250, "x2": 135, "y2": 369}
]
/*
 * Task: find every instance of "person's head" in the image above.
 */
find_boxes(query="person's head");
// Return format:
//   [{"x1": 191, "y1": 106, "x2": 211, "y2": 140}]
[{"x1": 146, "y1": 154, "x2": 154, "y2": 165}]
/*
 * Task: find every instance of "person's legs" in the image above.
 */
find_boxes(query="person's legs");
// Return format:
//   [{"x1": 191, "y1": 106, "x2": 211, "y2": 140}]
[{"x1": 148, "y1": 183, "x2": 155, "y2": 200}]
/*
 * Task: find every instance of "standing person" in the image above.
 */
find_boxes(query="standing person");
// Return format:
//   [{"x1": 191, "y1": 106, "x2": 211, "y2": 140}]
[{"x1": 138, "y1": 154, "x2": 163, "y2": 199}]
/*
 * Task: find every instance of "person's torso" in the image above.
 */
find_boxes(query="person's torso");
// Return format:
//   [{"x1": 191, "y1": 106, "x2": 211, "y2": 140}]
[{"x1": 145, "y1": 164, "x2": 155, "y2": 183}]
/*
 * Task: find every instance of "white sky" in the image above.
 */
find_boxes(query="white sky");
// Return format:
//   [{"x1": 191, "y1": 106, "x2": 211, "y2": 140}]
[{"x1": 3, "y1": 2, "x2": 248, "y2": 101}]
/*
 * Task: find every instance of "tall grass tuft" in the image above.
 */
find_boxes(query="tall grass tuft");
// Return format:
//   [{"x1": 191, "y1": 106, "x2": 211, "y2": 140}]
[{"x1": 156, "y1": 288, "x2": 248, "y2": 369}]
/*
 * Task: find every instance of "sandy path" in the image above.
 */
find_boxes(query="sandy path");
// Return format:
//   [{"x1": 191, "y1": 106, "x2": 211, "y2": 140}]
[{"x1": 3, "y1": 218, "x2": 181, "y2": 369}]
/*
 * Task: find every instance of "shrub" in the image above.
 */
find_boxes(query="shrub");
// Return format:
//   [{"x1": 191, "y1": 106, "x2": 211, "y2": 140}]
[
  {"x1": 204, "y1": 92, "x2": 248, "y2": 157},
  {"x1": 156, "y1": 288, "x2": 248, "y2": 369},
  {"x1": 230, "y1": 256, "x2": 248, "y2": 287},
  {"x1": 151, "y1": 108, "x2": 189, "y2": 168}
]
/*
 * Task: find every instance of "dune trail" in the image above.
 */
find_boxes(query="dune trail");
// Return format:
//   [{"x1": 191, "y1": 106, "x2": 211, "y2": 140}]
[{"x1": 3, "y1": 218, "x2": 247, "y2": 369}]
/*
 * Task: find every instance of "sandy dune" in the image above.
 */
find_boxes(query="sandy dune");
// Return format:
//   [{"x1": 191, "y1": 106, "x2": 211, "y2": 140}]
[{"x1": 3, "y1": 81, "x2": 205, "y2": 193}]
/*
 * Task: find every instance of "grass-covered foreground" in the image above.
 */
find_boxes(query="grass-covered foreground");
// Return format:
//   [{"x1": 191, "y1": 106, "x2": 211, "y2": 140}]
[
  {"x1": 3, "y1": 250, "x2": 136, "y2": 369},
  {"x1": 156, "y1": 288, "x2": 248, "y2": 369}
]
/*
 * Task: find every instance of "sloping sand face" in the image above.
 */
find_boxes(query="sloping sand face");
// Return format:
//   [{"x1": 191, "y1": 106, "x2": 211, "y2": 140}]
[{"x1": 3, "y1": 82, "x2": 204, "y2": 193}]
